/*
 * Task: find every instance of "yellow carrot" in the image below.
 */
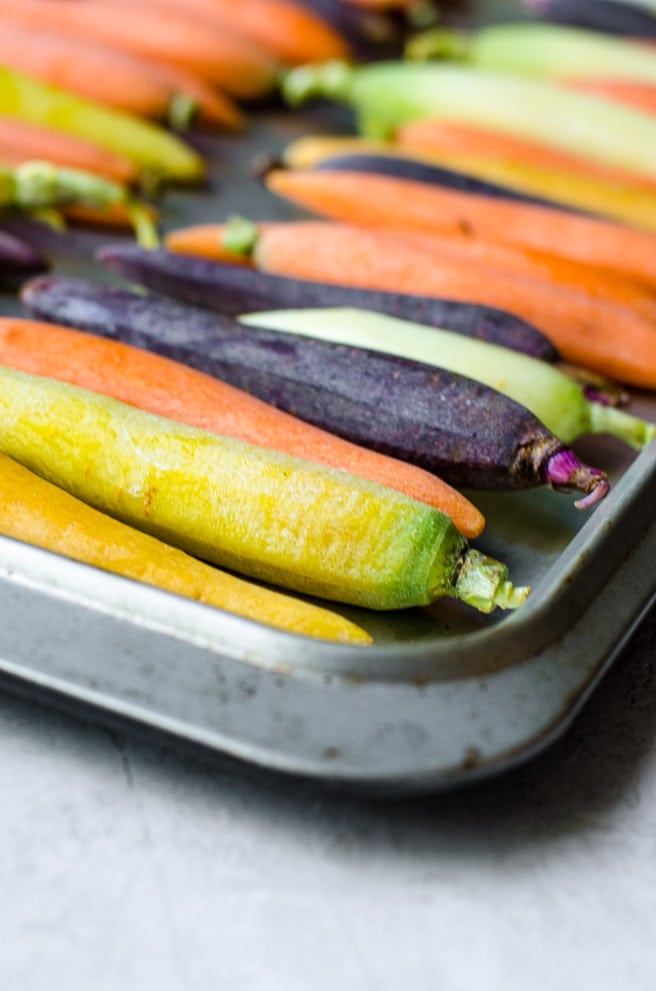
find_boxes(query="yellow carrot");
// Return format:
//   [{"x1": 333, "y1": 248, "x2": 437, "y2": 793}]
[{"x1": 0, "y1": 451, "x2": 372, "y2": 644}]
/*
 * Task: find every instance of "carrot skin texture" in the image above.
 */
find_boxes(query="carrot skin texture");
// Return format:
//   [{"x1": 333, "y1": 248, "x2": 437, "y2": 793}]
[
  {"x1": 21, "y1": 276, "x2": 606, "y2": 501},
  {"x1": 0, "y1": 452, "x2": 373, "y2": 644},
  {"x1": 98, "y1": 243, "x2": 559, "y2": 361},
  {"x1": 0, "y1": 314, "x2": 484, "y2": 538}
]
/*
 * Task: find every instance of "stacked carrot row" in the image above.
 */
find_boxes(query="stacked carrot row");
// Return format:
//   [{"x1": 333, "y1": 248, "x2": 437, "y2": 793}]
[
  {"x1": 3, "y1": 7, "x2": 656, "y2": 641},
  {"x1": 0, "y1": 0, "x2": 353, "y2": 251}
]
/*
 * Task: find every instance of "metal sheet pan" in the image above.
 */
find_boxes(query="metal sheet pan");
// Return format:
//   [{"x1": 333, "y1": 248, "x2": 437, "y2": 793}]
[{"x1": 0, "y1": 104, "x2": 655, "y2": 796}]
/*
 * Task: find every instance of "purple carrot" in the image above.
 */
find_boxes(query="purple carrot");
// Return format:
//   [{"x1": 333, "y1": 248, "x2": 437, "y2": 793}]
[
  {"x1": 21, "y1": 274, "x2": 608, "y2": 506},
  {"x1": 96, "y1": 243, "x2": 560, "y2": 361}
]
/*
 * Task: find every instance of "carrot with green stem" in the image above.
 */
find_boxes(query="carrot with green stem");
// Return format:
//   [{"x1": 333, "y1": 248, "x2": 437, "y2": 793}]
[
  {"x1": 165, "y1": 218, "x2": 656, "y2": 389},
  {"x1": 169, "y1": 212, "x2": 656, "y2": 318},
  {"x1": 0, "y1": 64, "x2": 204, "y2": 185},
  {"x1": 0, "y1": 116, "x2": 139, "y2": 185},
  {"x1": 21, "y1": 275, "x2": 610, "y2": 512},
  {"x1": 0, "y1": 161, "x2": 158, "y2": 246},
  {"x1": 238, "y1": 306, "x2": 656, "y2": 451},
  {"x1": 0, "y1": 26, "x2": 199, "y2": 130},
  {"x1": 0, "y1": 315, "x2": 485, "y2": 539},
  {"x1": 0, "y1": 22, "x2": 244, "y2": 131},
  {"x1": 264, "y1": 167, "x2": 656, "y2": 288},
  {"x1": 281, "y1": 59, "x2": 656, "y2": 183},
  {"x1": 0, "y1": 452, "x2": 373, "y2": 644},
  {"x1": 0, "y1": 365, "x2": 529, "y2": 612},
  {"x1": 0, "y1": 0, "x2": 281, "y2": 100}
]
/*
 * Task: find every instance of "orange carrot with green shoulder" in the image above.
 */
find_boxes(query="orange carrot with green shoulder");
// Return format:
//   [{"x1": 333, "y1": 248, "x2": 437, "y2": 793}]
[{"x1": 0, "y1": 451, "x2": 373, "y2": 644}]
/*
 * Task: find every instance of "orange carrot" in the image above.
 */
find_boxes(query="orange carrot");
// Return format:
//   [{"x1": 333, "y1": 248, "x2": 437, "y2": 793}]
[
  {"x1": 0, "y1": 116, "x2": 138, "y2": 185},
  {"x1": 392, "y1": 228, "x2": 656, "y2": 320},
  {"x1": 0, "y1": 0, "x2": 281, "y2": 99},
  {"x1": 0, "y1": 24, "x2": 244, "y2": 132},
  {"x1": 165, "y1": 219, "x2": 656, "y2": 389},
  {"x1": 165, "y1": 214, "x2": 656, "y2": 319},
  {"x1": 0, "y1": 317, "x2": 485, "y2": 538},
  {"x1": 564, "y1": 77, "x2": 656, "y2": 116},
  {"x1": 395, "y1": 119, "x2": 656, "y2": 194},
  {"x1": 264, "y1": 167, "x2": 656, "y2": 288},
  {"x1": 165, "y1": 224, "x2": 258, "y2": 266},
  {"x1": 0, "y1": 26, "x2": 190, "y2": 124},
  {"x1": 115, "y1": 0, "x2": 352, "y2": 65},
  {"x1": 62, "y1": 202, "x2": 158, "y2": 232}
]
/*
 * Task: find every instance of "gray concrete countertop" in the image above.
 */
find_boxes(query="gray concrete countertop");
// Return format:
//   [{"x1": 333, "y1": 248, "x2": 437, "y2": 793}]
[{"x1": 2, "y1": 601, "x2": 655, "y2": 991}]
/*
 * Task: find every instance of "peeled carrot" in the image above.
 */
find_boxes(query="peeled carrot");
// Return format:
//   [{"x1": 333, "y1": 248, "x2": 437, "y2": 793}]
[
  {"x1": 0, "y1": 116, "x2": 138, "y2": 185},
  {"x1": 395, "y1": 119, "x2": 656, "y2": 194},
  {"x1": 0, "y1": 0, "x2": 281, "y2": 99},
  {"x1": 265, "y1": 167, "x2": 656, "y2": 288},
  {"x1": 0, "y1": 317, "x2": 485, "y2": 538},
  {"x1": 118, "y1": 0, "x2": 352, "y2": 65},
  {"x1": 0, "y1": 451, "x2": 372, "y2": 644},
  {"x1": 166, "y1": 219, "x2": 656, "y2": 389}
]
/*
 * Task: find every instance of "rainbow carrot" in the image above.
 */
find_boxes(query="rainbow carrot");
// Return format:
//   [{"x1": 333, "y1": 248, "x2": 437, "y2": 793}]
[
  {"x1": 0, "y1": 316, "x2": 485, "y2": 538},
  {"x1": 165, "y1": 219, "x2": 656, "y2": 389},
  {"x1": 0, "y1": 451, "x2": 373, "y2": 644}
]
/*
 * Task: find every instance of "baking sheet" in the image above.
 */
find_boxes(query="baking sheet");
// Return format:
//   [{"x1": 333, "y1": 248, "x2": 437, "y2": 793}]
[{"x1": 0, "y1": 101, "x2": 655, "y2": 795}]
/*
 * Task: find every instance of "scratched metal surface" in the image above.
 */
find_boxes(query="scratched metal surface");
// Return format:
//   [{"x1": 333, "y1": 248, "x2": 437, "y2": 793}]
[{"x1": 0, "y1": 100, "x2": 655, "y2": 794}]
